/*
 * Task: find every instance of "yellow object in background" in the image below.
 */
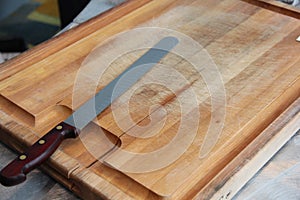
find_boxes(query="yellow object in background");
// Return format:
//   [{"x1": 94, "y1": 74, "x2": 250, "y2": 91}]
[{"x1": 28, "y1": 0, "x2": 60, "y2": 26}]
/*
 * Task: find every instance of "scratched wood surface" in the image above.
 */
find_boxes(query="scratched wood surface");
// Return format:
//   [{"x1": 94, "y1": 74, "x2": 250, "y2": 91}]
[{"x1": 0, "y1": 0, "x2": 299, "y2": 199}]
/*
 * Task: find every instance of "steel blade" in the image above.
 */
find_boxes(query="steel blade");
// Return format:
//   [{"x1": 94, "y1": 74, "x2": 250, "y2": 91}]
[{"x1": 64, "y1": 36, "x2": 179, "y2": 130}]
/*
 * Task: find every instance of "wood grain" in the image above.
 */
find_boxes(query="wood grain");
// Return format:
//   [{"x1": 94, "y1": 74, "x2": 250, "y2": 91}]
[
  {"x1": 99, "y1": 0, "x2": 300, "y2": 197},
  {"x1": 0, "y1": 0, "x2": 299, "y2": 199},
  {"x1": 206, "y1": 98, "x2": 300, "y2": 200}
]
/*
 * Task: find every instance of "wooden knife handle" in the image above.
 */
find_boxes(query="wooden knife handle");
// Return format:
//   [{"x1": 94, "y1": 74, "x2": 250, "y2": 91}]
[{"x1": 0, "y1": 122, "x2": 79, "y2": 186}]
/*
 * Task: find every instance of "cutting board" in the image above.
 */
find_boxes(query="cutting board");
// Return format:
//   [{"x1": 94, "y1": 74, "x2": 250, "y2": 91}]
[{"x1": 0, "y1": 0, "x2": 299, "y2": 199}]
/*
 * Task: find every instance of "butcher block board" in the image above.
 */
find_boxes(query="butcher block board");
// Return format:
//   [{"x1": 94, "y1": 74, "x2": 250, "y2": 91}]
[{"x1": 0, "y1": 0, "x2": 300, "y2": 199}]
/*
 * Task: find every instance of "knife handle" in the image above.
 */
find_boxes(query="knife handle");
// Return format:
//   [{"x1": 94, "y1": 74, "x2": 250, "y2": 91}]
[{"x1": 0, "y1": 122, "x2": 79, "y2": 186}]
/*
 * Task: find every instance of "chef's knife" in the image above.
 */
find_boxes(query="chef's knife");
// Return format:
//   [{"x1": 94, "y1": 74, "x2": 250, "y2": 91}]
[{"x1": 0, "y1": 36, "x2": 179, "y2": 186}]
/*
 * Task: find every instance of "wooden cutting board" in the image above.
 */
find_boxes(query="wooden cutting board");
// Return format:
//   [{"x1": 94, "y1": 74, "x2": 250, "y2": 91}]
[{"x1": 0, "y1": 0, "x2": 299, "y2": 199}]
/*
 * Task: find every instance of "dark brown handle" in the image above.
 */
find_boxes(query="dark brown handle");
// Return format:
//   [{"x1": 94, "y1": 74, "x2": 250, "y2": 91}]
[{"x1": 0, "y1": 122, "x2": 79, "y2": 186}]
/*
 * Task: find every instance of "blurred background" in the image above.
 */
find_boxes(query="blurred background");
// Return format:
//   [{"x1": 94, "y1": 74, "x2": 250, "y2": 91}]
[
  {"x1": 0, "y1": 0, "x2": 91, "y2": 53},
  {"x1": 0, "y1": 0, "x2": 127, "y2": 63}
]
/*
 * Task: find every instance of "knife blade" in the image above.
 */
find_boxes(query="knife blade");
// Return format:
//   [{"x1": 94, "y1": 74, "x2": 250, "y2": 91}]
[{"x1": 0, "y1": 36, "x2": 179, "y2": 186}]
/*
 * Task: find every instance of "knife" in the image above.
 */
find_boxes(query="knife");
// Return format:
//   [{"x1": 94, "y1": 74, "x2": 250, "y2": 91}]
[{"x1": 0, "y1": 36, "x2": 179, "y2": 186}]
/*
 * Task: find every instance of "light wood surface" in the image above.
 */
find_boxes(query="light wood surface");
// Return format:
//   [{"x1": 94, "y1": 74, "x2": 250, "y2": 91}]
[{"x1": 0, "y1": 0, "x2": 299, "y2": 199}]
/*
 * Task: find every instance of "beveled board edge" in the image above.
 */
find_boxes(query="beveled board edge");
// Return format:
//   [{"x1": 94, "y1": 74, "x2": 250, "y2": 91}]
[
  {"x1": 242, "y1": 0, "x2": 300, "y2": 19},
  {"x1": 195, "y1": 98, "x2": 300, "y2": 200}
]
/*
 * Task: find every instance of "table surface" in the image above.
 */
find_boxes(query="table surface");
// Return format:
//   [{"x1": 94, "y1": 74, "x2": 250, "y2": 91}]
[{"x1": 0, "y1": 1, "x2": 299, "y2": 199}]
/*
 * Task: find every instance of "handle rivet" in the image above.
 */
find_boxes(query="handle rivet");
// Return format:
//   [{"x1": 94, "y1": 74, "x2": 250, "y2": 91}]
[
  {"x1": 19, "y1": 155, "x2": 27, "y2": 160},
  {"x1": 56, "y1": 125, "x2": 63, "y2": 130},
  {"x1": 38, "y1": 140, "x2": 46, "y2": 145}
]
